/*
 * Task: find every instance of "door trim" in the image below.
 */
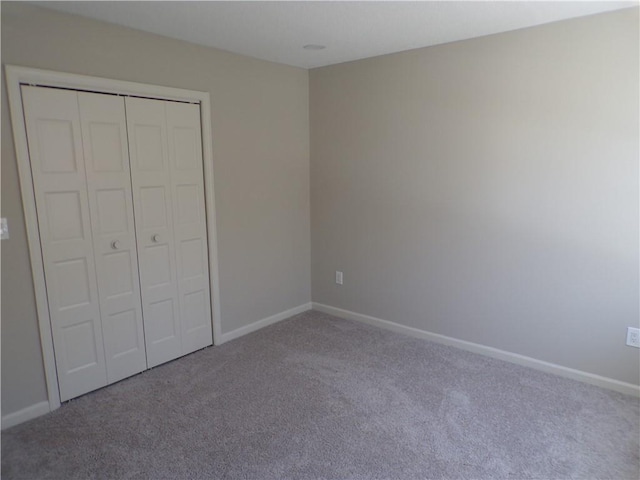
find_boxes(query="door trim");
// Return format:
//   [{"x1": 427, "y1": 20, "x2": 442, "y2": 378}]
[{"x1": 5, "y1": 65, "x2": 223, "y2": 412}]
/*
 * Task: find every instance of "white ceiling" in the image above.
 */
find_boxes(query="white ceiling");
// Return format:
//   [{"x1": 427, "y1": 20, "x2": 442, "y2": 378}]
[{"x1": 35, "y1": 1, "x2": 637, "y2": 69}]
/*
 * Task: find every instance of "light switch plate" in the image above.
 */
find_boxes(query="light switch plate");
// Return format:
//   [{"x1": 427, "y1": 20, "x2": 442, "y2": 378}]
[{"x1": 0, "y1": 218, "x2": 8, "y2": 240}]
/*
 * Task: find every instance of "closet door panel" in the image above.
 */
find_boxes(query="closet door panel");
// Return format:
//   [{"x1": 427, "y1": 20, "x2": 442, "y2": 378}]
[
  {"x1": 78, "y1": 92, "x2": 147, "y2": 383},
  {"x1": 22, "y1": 86, "x2": 108, "y2": 401},
  {"x1": 166, "y1": 102, "x2": 213, "y2": 353},
  {"x1": 125, "y1": 97, "x2": 182, "y2": 368}
]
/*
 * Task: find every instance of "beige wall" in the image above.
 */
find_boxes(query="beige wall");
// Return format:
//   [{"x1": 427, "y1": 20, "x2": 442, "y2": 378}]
[
  {"x1": 1, "y1": 3, "x2": 310, "y2": 415},
  {"x1": 311, "y1": 8, "x2": 639, "y2": 385}
]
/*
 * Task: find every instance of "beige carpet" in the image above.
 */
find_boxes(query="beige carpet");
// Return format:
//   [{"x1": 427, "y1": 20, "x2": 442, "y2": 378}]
[{"x1": 2, "y1": 310, "x2": 639, "y2": 479}]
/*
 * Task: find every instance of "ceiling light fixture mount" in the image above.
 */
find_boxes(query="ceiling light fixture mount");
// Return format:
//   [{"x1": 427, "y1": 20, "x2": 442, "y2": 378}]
[{"x1": 303, "y1": 44, "x2": 326, "y2": 50}]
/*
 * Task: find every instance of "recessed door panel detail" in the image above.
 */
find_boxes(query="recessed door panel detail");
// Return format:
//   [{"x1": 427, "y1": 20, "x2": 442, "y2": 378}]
[
  {"x1": 148, "y1": 299, "x2": 176, "y2": 342},
  {"x1": 140, "y1": 187, "x2": 168, "y2": 228},
  {"x1": 103, "y1": 252, "x2": 134, "y2": 297},
  {"x1": 135, "y1": 125, "x2": 164, "y2": 171},
  {"x1": 176, "y1": 185, "x2": 200, "y2": 225},
  {"x1": 45, "y1": 191, "x2": 84, "y2": 241},
  {"x1": 173, "y1": 127, "x2": 198, "y2": 170},
  {"x1": 144, "y1": 245, "x2": 172, "y2": 287},
  {"x1": 184, "y1": 291, "x2": 207, "y2": 332},
  {"x1": 181, "y1": 239, "x2": 204, "y2": 279},
  {"x1": 96, "y1": 189, "x2": 128, "y2": 234},
  {"x1": 89, "y1": 122, "x2": 125, "y2": 172},
  {"x1": 109, "y1": 310, "x2": 140, "y2": 357},
  {"x1": 54, "y1": 258, "x2": 91, "y2": 309},
  {"x1": 36, "y1": 119, "x2": 77, "y2": 173},
  {"x1": 63, "y1": 321, "x2": 99, "y2": 372}
]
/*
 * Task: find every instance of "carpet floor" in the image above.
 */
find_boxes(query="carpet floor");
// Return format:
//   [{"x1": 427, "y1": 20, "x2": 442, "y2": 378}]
[{"x1": 2, "y1": 310, "x2": 639, "y2": 479}]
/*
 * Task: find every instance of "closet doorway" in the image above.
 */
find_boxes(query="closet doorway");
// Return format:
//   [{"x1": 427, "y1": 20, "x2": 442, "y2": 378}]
[{"x1": 6, "y1": 66, "x2": 222, "y2": 411}]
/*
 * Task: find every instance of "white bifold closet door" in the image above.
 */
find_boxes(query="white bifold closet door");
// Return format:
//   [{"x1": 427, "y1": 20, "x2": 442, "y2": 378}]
[
  {"x1": 22, "y1": 85, "x2": 213, "y2": 402},
  {"x1": 22, "y1": 86, "x2": 112, "y2": 401},
  {"x1": 77, "y1": 92, "x2": 147, "y2": 384},
  {"x1": 126, "y1": 97, "x2": 213, "y2": 368}
]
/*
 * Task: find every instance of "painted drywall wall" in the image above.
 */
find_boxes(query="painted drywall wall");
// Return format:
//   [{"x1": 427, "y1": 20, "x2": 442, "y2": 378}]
[
  {"x1": 1, "y1": 3, "x2": 310, "y2": 416},
  {"x1": 310, "y1": 8, "x2": 639, "y2": 385}
]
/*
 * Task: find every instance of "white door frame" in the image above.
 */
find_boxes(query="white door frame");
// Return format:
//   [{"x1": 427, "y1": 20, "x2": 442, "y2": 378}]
[{"x1": 5, "y1": 65, "x2": 224, "y2": 412}]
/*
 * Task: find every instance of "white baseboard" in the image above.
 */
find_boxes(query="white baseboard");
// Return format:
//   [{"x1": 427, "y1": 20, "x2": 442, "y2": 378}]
[
  {"x1": 219, "y1": 302, "x2": 312, "y2": 344},
  {"x1": 312, "y1": 302, "x2": 640, "y2": 397},
  {"x1": 2, "y1": 401, "x2": 50, "y2": 430}
]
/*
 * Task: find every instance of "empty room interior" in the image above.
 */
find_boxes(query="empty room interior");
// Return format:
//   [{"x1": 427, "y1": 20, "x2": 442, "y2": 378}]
[{"x1": 1, "y1": 1, "x2": 639, "y2": 479}]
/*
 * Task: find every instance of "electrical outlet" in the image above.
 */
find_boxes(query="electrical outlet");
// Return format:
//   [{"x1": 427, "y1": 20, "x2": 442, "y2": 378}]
[
  {"x1": 626, "y1": 327, "x2": 640, "y2": 348},
  {"x1": 335, "y1": 271, "x2": 343, "y2": 285}
]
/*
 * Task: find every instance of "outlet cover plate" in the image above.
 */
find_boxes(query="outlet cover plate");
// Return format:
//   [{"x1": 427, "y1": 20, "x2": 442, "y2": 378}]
[{"x1": 626, "y1": 327, "x2": 640, "y2": 348}]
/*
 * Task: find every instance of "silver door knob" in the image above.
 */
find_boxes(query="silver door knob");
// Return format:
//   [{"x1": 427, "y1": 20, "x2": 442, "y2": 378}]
[
  {"x1": 111, "y1": 240, "x2": 120, "y2": 250},
  {"x1": 152, "y1": 234, "x2": 160, "y2": 243}
]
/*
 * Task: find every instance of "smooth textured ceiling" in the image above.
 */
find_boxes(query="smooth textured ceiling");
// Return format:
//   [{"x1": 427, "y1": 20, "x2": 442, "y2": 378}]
[{"x1": 36, "y1": 1, "x2": 637, "y2": 68}]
